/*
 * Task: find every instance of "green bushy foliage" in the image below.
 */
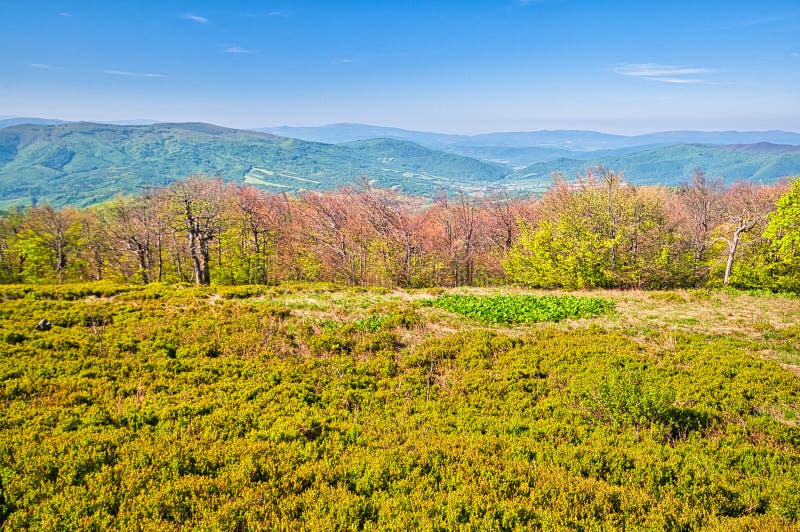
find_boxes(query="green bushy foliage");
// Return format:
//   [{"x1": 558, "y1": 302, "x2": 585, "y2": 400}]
[
  {"x1": 0, "y1": 284, "x2": 799, "y2": 529},
  {"x1": 423, "y1": 294, "x2": 615, "y2": 324}
]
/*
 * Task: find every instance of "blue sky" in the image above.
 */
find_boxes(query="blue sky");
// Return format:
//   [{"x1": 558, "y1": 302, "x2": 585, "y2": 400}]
[{"x1": 1, "y1": 0, "x2": 798, "y2": 134}]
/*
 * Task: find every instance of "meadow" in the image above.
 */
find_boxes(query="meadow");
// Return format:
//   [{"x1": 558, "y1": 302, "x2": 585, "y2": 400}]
[{"x1": 1, "y1": 282, "x2": 799, "y2": 529}]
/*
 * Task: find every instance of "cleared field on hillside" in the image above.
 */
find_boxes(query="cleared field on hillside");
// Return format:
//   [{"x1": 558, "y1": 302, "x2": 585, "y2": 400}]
[{"x1": 1, "y1": 283, "x2": 799, "y2": 529}]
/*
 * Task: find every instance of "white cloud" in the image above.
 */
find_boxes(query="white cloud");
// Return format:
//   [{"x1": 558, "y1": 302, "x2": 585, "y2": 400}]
[
  {"x1": 224, "y1": 46, "x2": 256, "y2": 54},
  {"x1": 58, "y1": 12, "x2": 71, "y2": 17},
  {"x1": 614, "y1": 63, "x2": 714, "y2": 77},
  {"x1": 101, "y1": 69, "x2": 169, "y2": 78},
  {"x1": 614, "y1": 63, "x2": 718, "y2": 84},
  {"x1": 240, "y1": 10, "x2": 286, "y2": 18},
  {"x1": 792, "y1": 52, "x2": 800, "y2": 57},
  {"x1": 645, "y1": 77, "x2": 704, "y2": 84},
  {"x1": 29, "y1": 63, "x2": 63, "y2": 70},
  {"x1": 331, "y1": 58, "x2": 355, "y2": 64},
  {"x1": 181, "y1": 13, "x2": 209, "y2": 24}
]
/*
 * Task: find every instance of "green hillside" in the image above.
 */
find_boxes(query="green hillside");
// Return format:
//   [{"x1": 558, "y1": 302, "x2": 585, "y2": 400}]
[
  {"x1": 509, "y1": 143, "x2": 800, "y2": 190},
  {"x1": 2, "y1": 122, "x2": 799, "y2": 208},
  {"x1": 0, "y1": 123, "x2": 508, "y2": 207}
]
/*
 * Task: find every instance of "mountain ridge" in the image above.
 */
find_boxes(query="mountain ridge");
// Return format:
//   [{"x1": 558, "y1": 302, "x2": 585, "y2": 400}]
[
  {"x1": 0, "y1": 122, "x2": 506, "y2": 208},
  {"x1": 0, "y1": 121, "x2": 798, "y2": 208},
  {"x1": 257, "y1": 123, "x2": 800, "y2": 151}
]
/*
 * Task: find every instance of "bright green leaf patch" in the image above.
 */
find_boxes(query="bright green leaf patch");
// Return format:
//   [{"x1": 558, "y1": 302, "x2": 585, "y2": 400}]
[{"x1": 423, "y1": 294, "x2": 615, "y2": 323}]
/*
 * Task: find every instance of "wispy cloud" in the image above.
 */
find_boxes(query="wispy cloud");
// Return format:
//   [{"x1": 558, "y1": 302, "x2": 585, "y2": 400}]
[
  {"x1": 236, "y1": 10, "x2": 286, "y2": 18},
  {"x1": 646, "y1": 77, "x2": 704, "y2": 84},
  {"x1": 58, "y1": 12, "x2": 71, "y2": 17},
  {"x1": 720, "y1": 9, "x2": 800, "y2": 30},
  {"x1": 181, "y1": 13, "x2": 209, "y2": 24},
  {"x1": 29, "y1": 63, "x2": 63, "y2": 70},
  {"x1": 614, "y1": 63, "x2": 717, "y2": 84},
  {"x1": 224, "y1": 46, "x2": 256, "y2": 54},
  {"x1": 615, "y1": 64, "x2": 714, "y2": 77},
  {"x1": 792, "y1": 52, "x2": 800, "y2": 58},
  {"x1": 329, "y1": 51, "x2": 432, "y2": 66},
  {"x1": 101, "y1": 69, "x2": 169, "y2": 78}
]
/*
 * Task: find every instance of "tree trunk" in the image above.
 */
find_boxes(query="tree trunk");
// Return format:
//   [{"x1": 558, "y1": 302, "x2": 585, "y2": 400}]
[
  {"x1": 188, "y1": 231, "x2": 211, "y2": 285},
  {"x1": 723, "y1": 230, "x2": 742, "y2": 286}
]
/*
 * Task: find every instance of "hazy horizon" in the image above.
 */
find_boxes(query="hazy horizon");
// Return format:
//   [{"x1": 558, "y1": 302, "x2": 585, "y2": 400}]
[
  {"x1": 2, "y1": 1, "x2": 799, "y2": 135},
  {"x1": 3, "y1": 115, "x2": 800, "y2": 137}
]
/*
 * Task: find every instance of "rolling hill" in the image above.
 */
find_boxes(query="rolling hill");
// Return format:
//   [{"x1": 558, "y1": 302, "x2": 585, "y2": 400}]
[
  {"x1": 508, "y1": 143, "x2": 800, "y2": 191},
  {"x1": 0, "y1": 122, "x2": 508, "y2": 207},
  {"x1": 0, "y1": 121, "x2": 798, "y2": 208}
]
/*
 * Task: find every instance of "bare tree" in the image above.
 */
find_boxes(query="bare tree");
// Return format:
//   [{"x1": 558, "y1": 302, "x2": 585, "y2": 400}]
[
  {"x1": 302, "y1": 190, "x2": 363, "y2": 285},
  {"x1": 679, "y1": 168, "x2": 723, "y2": 261},
  {"x1": 717, "y1": 182, "x2": 778, "y2": 286},
  {"x1": 353, "y1": 182, "x2": 423, "y2": 286},
  {"x1": 435, "y1": 191, "x2": 480, "y2": 286},
  {"x1": 232, "y1": 185, "x2": 289, "y2": 284},
  {"x1": 165, "y1": 176, "x2": 227, "y2": 285},
  {"x1": 103, "y1": 196, "x2": 160, "y2": 283}
]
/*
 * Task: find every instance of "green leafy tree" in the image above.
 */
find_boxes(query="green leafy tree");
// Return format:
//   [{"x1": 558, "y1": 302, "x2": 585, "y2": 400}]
[
  {"x1": 764, "y1": 177, "x2": 800, "y2": 291},
  {"x1": 0, "y1": 207, "x2": 26, "y2": 283},
  {"x1": 505, "y1": 169, "x2": 681, "y2": 288},
  {"x1": 12, "y1": 206, "x2": 82, "y2": 283}
]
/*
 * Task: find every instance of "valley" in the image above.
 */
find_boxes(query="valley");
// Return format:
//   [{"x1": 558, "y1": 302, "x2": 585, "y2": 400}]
[{"x1": 1, "y1": 120, "x2": 798, "y2": 207}]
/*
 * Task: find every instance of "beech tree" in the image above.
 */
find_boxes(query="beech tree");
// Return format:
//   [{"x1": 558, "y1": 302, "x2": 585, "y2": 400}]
[
  {"x1": 0, "y1": 173, "x2": 797, "y2": 291},
  {"x1": 14, "y1": 205, "x2": 81, "y2": 283},
  {"x1": 76, "y1": 210, "x2": 109, "y2": 281},
  {"x1": 714, "y1": 182, "x2": 781, "y2": 286},
  {"x1": 301, "y1": 190, "x2": 364, "y2": 285},
  {"x1": 0, "y1": 207, "x2": 26, "y2": 282},
  {"x1": 434, "y1": 192, "x2": 482, "y2": 286},
  {"x1": 678, "y1": 168, "x2": 723, "y2": 261},
  {"x1": 506, "y1": 168, "x2": 681, "y2": 289},
  {"x1": 223, "y1": 185, "x2": 289, "y2": 284},
  {"x1": 166, "y1": 176, "x2": 227, "y2": 285},
  {"x1": 354, "y1": 184, "x2": 424, "y2": 286},
  {"x1": 764, "y1": 177, "x2": 800, "y2": 291},
  {"x1": 102, "y1": 196, "x2": 158, "y2": 283}
]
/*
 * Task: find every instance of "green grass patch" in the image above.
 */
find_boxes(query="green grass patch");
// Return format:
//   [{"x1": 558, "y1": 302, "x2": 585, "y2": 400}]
[{"x1": 422, "y1": 293, "x2": 615, "y2": 324}]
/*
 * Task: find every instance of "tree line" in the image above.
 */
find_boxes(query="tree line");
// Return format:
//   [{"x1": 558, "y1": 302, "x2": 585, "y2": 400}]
[{"x1": 0, "y1": 169, "x2": 798, "y2": 291}]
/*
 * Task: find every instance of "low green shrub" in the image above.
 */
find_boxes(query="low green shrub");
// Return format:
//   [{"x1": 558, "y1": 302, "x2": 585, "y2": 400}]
[{"x1": 422, "y1": 294, "x2": 615, "y2": 323}]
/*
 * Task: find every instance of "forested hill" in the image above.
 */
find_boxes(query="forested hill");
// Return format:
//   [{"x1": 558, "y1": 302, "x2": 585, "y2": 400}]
[
  {"x1": 0, "y1": 122, "x2": 508, "y2": 207},
  {"x1": 508, "y1": 143, "x2": 800, "y2": 191},
  {"x1": 1, "y1": 121, "x2": 800, "y2": 208}
]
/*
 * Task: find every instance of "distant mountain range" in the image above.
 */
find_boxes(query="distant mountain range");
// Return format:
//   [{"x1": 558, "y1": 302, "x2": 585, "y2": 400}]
[
  {"x1": 259, "y1": 123, "x2": 800, "y2": 163},
  {"x1": 0, "y1": 117, "x2": 162, "y2": 129},
  {"x1": 0, "y1": 118, "x2": 798, "y2": 208}
]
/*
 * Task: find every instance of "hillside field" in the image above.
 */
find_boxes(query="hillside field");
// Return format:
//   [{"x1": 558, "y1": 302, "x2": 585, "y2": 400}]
[{"x1": 1, "y1": 283, "x2": 800, "y2": 529}]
